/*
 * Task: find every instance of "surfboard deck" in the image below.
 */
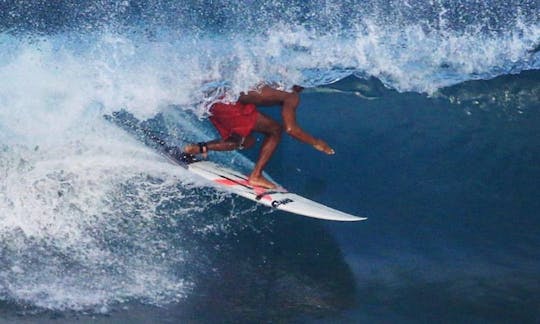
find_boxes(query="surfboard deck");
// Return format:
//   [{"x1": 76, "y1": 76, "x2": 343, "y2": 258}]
[{"x1": 106, "y1": 111, "x2": 366, "y2": 222}]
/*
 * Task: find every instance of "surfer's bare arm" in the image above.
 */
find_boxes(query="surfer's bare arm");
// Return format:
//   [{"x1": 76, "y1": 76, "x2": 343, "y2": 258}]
[
  {"x1": 281, "y1": 93, "x2": 335, "y2": 155},
  {"x1": 239, "y1": 85, "x2": 335, "y2": 154}
]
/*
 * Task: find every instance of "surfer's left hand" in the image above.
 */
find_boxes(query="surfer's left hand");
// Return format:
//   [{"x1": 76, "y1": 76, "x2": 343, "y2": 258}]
[{"x1": 313, "y1": 139, "x2": 335, "y2": 155}]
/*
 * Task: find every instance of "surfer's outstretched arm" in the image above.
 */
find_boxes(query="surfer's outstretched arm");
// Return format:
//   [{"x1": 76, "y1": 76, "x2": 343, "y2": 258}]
[
  {"x1": 239, "y1": 86, "x2": 335, "y2": 155},
  {"x1": 281, "y1": 93, "x2": 335, "y2": 155}
]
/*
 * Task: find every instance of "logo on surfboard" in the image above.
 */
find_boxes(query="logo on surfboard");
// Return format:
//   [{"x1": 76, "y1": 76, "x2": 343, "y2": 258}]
[{"x1": 271, "y1": 198, "x2": 294, "y2": 208}]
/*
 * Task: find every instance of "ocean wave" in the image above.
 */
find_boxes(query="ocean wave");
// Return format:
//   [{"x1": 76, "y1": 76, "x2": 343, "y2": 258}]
[{"x1": 0, "y1": 0, "x2": 539, "y2": 313}]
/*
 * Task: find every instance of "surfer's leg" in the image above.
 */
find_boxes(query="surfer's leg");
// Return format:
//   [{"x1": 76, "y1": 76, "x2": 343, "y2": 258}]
[
  {"x1": 183, "y1": 134, "x2": 256, "y2": 154},
  {"x1": 205, "y1": 134, "x2": 256, "y2": 151},
  {"x1": 183, "y1": 138, "x2": 233, "y2": 154},
  {"x1": 248, "y1": 112, "x2": 282, "y2": 189}
]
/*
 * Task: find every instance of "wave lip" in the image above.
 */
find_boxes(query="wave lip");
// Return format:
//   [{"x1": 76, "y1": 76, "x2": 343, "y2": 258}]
[{"x1": 1, "y1": 2, "x2": 539, "y2": 99}]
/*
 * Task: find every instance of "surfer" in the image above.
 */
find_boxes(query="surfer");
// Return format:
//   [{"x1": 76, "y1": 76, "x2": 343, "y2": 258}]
[{"x1": 183, "y1": 85, "x2": 335, "y2": 189}]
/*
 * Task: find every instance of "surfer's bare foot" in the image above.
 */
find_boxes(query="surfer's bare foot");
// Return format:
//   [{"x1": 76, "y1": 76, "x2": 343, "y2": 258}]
[
  {"x1": 248, "y1": 174, "x2": 277, "y2": 189},
  {"x1": 313, "y1": 139, "x2": 335, "y2": 155}
]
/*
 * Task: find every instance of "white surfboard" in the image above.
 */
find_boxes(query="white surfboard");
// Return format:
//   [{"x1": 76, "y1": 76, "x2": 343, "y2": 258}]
[
  {"x1": 185, "y1": 160, "x2": 366, "y2": 221},
  {"x1": 106, "y1": 111, "x2": 366, "y2": 222}
]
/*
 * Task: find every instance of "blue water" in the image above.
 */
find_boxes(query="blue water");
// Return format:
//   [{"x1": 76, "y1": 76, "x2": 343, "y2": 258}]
[{"x1": 0, "y1": 1, "x2": 539, "y2": 322}]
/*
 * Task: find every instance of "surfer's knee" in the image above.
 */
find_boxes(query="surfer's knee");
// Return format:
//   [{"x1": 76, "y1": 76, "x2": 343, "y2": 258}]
[{"x1": 226, "y1": 133, "x2": 247, "y2": 150}]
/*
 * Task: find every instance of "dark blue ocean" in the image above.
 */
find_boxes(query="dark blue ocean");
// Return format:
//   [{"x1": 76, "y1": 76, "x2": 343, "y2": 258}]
[{"x1": 0, "y1": 1, "x2": 539, "y2": 323}]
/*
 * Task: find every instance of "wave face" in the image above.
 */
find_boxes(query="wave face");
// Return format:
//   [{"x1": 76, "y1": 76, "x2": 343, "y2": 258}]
[{"x1": 0, "y1": 0, "x2": 539, "y2": 316}]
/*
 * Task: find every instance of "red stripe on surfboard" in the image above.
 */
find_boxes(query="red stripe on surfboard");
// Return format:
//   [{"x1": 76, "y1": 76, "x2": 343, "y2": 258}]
[{"x1": 214, "y1": 178, "x2": 273, "y2": 201}]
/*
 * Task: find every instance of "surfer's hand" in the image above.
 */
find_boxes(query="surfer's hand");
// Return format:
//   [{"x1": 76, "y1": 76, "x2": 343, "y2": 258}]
[{"x1": 313, "y1": 139, "x2": 335, "y2": 155}]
